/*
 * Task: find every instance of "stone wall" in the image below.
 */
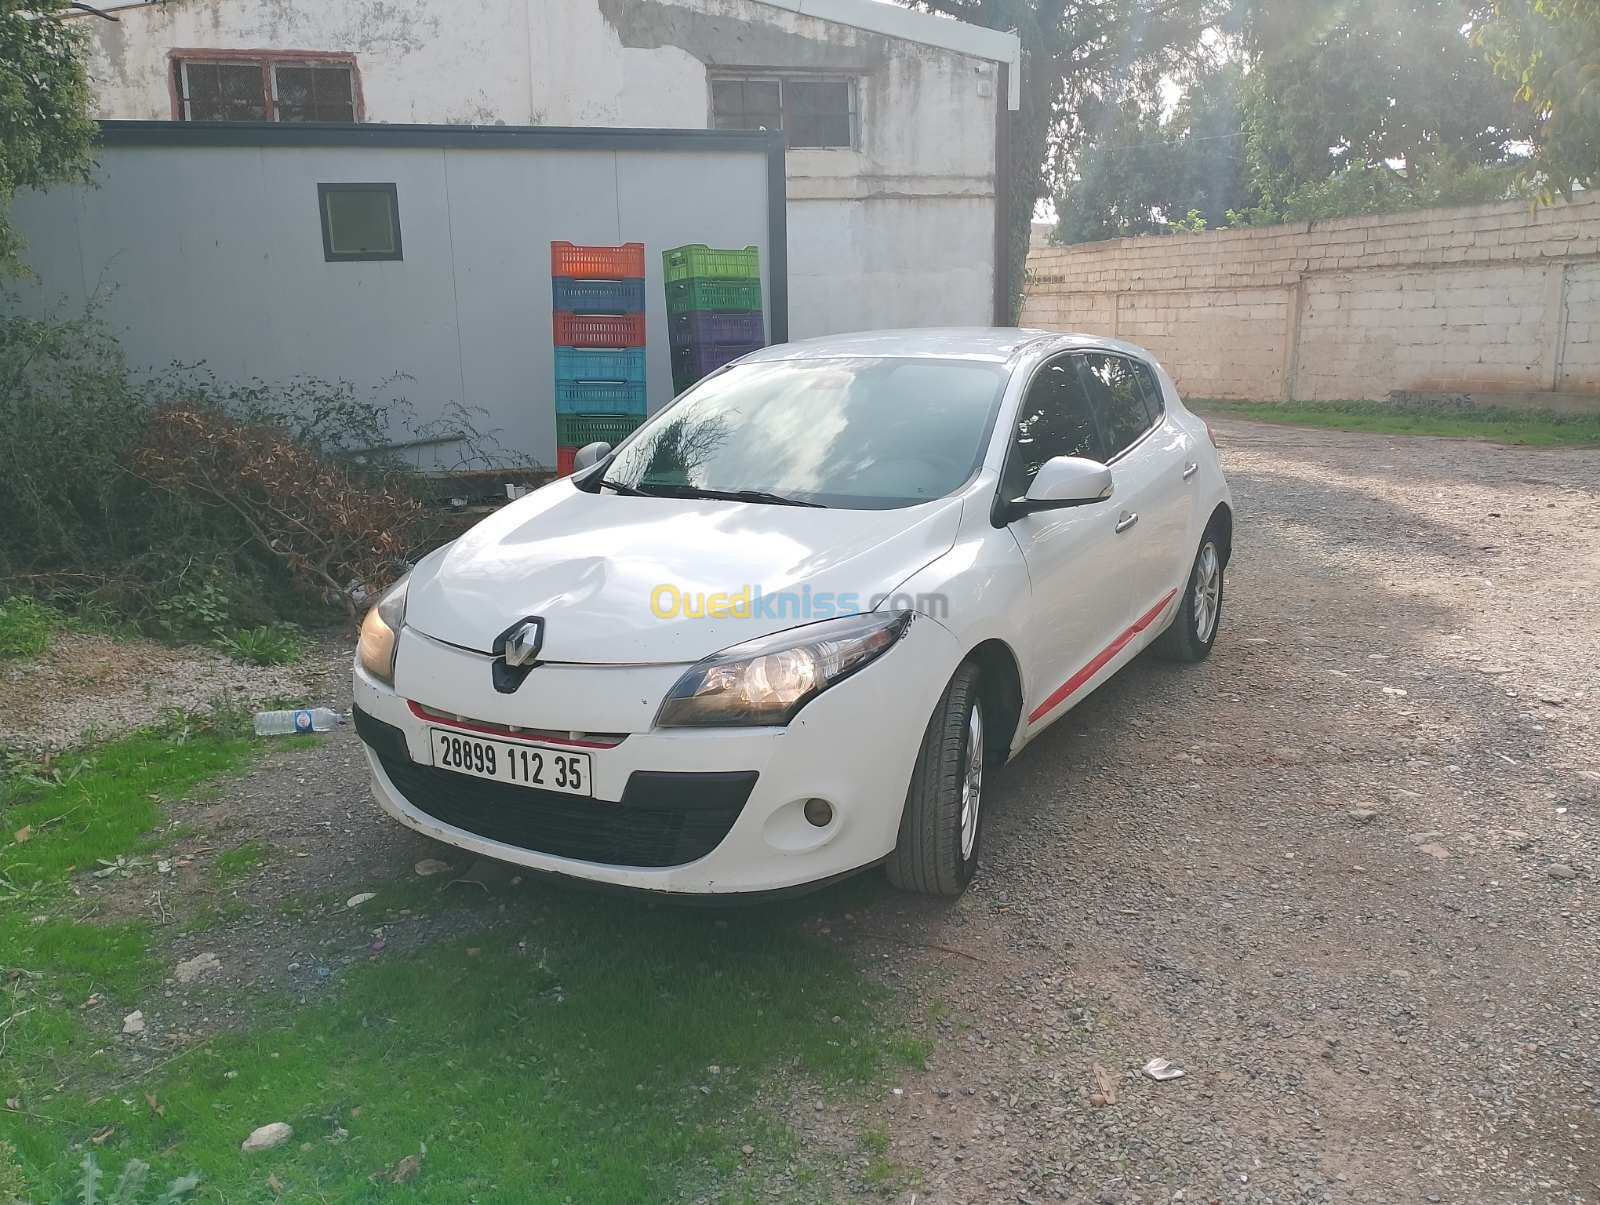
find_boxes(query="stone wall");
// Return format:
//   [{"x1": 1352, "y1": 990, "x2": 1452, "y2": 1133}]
[{"x1": 1021, "y1": 197, "x2": 1600, "y2": 403}]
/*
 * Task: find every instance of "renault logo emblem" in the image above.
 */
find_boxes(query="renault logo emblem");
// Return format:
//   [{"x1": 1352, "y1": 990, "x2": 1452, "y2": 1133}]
[{"x1": 501, "y1": 617, "x2": 544, "y2": 668}]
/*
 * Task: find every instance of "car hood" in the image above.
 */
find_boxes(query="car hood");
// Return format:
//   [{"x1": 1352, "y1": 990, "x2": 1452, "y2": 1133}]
[{"x1": 405, "y1": 480, "x2": 964, "y2": 665}]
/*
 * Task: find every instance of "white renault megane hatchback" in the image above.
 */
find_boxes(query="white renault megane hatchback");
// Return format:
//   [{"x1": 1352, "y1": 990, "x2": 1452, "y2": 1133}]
[{"x1": 353, "y1": 329, "x2": 1232, "y2": 898}]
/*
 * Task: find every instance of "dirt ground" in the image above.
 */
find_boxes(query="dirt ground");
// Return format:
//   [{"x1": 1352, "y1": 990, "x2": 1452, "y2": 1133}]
[
  {"x1": 0, "y1": 632, "x2": 337, "y2": 752},
  {"x1": 830, "y1": 420, "x2": 1600, "y2": 1205},
  {"x1": 62, "y1": 418, "x2": 1600, "y2": 1204}
]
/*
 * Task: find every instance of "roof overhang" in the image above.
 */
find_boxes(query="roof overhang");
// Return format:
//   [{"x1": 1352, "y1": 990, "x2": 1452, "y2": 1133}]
[{"x1": 756, "y1": 0, "x2": 1021, "y2": 109}]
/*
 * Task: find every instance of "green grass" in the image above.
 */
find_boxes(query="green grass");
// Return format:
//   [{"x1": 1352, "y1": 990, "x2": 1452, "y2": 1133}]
[
  {"x1": 214, "y1": 840, "x2": 270, "y2": 882},
  {"x1": 7, "y1": 895, "x2": 919, "y2": 1203},
  {"x1": 0, "y1": 727, "x2": 921, "y2": 1203},
  {"x1": 0, "y1": 719, "x2": 266, "y2": 1094},
  {"x1": 1190, "y1": 399, "x2": 1600, "y2": 446},
  {"x1": 0, "y1": 597, "x2": 60, "y2": 660}
]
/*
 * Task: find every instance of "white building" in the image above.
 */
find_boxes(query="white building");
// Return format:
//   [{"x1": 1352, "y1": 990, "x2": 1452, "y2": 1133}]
[{"x1": 71, "y1": 0, "x2": 1021, "y2": 337}]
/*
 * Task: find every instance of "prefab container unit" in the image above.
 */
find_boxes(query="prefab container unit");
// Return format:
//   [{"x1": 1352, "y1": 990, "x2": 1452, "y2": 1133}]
[{"x1": 8, "y1": 121, "x2": 788, "y2": 472}]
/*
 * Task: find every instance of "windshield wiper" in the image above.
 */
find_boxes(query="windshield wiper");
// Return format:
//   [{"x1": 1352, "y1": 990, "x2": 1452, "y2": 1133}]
[
  {"x1": 598, "y1": 479, "x2": 823, "y2": 507},
  {"x1": 652, "y1": 484, "x2": 824, "y2": 508}
]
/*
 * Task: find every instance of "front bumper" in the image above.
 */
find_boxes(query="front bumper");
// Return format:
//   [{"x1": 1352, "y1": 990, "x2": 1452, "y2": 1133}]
[{"x1": 353, "y1": 616, "x2": 961, "y2": 894}]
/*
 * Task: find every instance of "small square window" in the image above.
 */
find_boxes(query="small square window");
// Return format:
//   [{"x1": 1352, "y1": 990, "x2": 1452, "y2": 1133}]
[{"x1": 318, "y1": 183, "x2": 402, "y2": 262}]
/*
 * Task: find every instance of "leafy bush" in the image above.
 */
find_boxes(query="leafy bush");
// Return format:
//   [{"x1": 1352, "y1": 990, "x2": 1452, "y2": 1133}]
[
  {"x1": 1230, "y1": 159, "x2": 1533, "y2": 227},
  {"x1": 0, "y1": 309, "x2": 506, "y2": 634},
  {"x1": 214, "y1": 622, "x2": 304, "y2": 667},
  {"x1": 134, "y1": 405, "x2": 423, "y2": 615}
]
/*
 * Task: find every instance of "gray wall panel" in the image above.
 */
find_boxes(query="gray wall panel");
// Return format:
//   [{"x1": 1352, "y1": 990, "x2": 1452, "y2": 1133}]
[{"x1": 11, "y1": 133, "x2": 776, "y2": 469}]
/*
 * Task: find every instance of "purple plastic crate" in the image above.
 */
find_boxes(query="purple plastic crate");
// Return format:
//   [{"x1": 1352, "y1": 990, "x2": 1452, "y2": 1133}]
[
  {"x1": 672, "y1": 339, "x2": 762, "y2": 389},
  {"x1": 668, "y1": 310, "x2": 766, "y2": 349}
]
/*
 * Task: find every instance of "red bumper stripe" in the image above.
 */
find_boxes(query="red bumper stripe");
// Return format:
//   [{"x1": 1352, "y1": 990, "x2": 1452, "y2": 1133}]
[
  {"x1": 406, "y1": 700, "x2": 620, "y2": 749},
  {"x1": 1027, "y1": 589, "x2": 1179, "y2": 725}
]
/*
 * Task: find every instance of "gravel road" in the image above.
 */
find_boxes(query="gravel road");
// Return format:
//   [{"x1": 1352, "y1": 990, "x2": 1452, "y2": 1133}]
[
  {"x1": 53, "y1": 419, "x2": 1598, "y2": 1204},
  {"x1": 831, "y1": 419, "x2": 1600, "y2": 1205}
]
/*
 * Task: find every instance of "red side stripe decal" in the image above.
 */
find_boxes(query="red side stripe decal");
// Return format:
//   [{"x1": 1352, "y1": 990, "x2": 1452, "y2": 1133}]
[
  {"x1": 1027, "y1": 589, "x2": 1179, "y2": 725},
  {"x1": 406, "y1": 700, "x2": 618, "y2": 750}
]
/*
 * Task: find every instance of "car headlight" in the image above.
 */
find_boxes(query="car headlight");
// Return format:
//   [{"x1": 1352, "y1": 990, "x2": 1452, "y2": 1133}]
[
  {"x1": 655, "y1": 611, "x2": 913, "y2": 728},
  {"x1": 357, "y1": 574, "x2": 409, "y2": 685}
]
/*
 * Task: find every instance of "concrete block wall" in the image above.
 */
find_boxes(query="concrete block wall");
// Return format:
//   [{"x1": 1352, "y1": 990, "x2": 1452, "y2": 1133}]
[{"x1": 1021, "y1": 195, "x2": 1600, "y2": 403}]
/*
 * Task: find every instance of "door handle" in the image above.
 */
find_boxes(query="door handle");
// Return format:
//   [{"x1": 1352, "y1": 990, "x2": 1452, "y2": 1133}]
[
  {"x1": 1115, "y1": 511, "x2": 1139, "y2": 534},
  {"x1": 1182, "y1": 462, "x2": 1199, "y2": 480}
]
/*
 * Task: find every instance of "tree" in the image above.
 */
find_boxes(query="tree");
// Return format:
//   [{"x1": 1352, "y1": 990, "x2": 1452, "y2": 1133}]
[
  {"x1": 1479, "y1": 0, "x2": 1600, "y2": 194},
  {"x1": 0, "y1": 1, "x2": 97, "y2": 274},
  {"x1": 1054, "y1": 65, "x2": 1254, "y2": 243},
  {"x1": 898, "y1": 0, "x2": 1232, "y2": 316},
  {"x1": 1238, "y1": 0, "x2": 1532, "y2": 217}
]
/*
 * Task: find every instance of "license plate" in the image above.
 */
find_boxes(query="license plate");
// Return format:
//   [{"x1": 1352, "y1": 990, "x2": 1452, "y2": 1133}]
[{"x1": 428, "y1": 727, "x2": 592, "y2": 797}]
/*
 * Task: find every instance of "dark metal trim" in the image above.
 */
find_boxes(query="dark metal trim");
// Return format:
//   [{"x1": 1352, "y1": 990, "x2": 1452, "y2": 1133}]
[
  {"x1": 97, "y1": 119, "x2": 789, "y2": 340},
  {"x1": 97, "y1": 118, "x2": 782, "y2": 154},
  {"x1": 992, "y1": 62, "x2": 1012, "y2": 326},
  {"x1": 317, "y1": 181, "x2": 402, "y2": 262},
  {"x1": 766, "y1": 133, "x2": 790, "y2": 343}
]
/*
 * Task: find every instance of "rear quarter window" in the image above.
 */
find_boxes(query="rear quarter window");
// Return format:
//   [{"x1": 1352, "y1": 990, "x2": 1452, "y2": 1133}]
[{"x1": 1132, "y1": 360, "x2": 1165, "y2": 424}]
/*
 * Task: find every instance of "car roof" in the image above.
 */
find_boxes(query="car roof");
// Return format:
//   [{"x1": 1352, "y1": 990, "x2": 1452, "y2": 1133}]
[{"x1": 740, "y1": 328, "x2": 1148, "y2": 367}]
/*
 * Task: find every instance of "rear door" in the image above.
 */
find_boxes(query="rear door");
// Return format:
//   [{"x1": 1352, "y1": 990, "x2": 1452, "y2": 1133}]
[
  {"x1": 1078, "y1": 352, "x2": 1196, "y2": 624},
  {"x1": 999, "y1": 353, "x2": 1132, "y2": 730}
]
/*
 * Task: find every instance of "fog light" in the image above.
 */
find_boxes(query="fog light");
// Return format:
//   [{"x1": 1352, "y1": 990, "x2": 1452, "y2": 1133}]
[{"x1": 803, "y1": 798, "x2": 833, "y2": 828}]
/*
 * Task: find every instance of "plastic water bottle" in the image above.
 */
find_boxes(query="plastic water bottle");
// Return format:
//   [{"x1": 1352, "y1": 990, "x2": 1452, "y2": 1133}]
[{"x1": 253, "y1": 707, "x2": 343, "y2": 736}]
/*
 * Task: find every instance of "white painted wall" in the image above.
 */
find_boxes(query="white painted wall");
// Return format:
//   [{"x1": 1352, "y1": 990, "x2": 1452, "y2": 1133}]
[{"x1": 76, "y1": 0, "x2": 1008, "y2": 339}]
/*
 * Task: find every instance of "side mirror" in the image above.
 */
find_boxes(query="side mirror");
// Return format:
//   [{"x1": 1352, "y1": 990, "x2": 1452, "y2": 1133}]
[
  {"x1": 1007, "y1": 456, "x2": 1113, "y2": 520},
  {"x1": 572, "y1": 441, "x2": 611, "y2": 473}
]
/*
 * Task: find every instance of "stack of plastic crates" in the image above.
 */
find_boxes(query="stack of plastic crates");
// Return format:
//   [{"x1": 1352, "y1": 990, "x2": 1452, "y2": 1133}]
[
  {"x1": 663, "y1": 244, "x2": 765, "y2": 395},
  {"x1": 551, "y1": 241, "x2": 647, "y2": 476}
]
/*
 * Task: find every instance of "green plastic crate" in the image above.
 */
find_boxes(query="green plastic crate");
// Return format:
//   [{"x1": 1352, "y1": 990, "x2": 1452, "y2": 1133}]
[
  {"x1": 662, "y1": 244, "x2": 761, "y2": 284},
  {"x1": 665, "y1": 277, "x2": 764, "y2": 318},
  {"x1": 555, "y1": 412, "x2": 645, "y2": 448}
]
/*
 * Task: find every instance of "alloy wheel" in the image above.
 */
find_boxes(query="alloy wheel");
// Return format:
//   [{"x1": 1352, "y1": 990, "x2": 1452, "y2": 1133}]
[
  {"x1": 1193, "y1": 541, "x2": 1222, "y2": 643},
  {"x1": 959, "y1": 704, "x2": 984, "y2": 860}
]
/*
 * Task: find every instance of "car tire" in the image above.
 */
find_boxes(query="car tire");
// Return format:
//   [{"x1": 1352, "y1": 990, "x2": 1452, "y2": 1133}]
[
  {"x1": 886, "y1": 661, "x2": 986, "y2": 897},
  {"x1": 1154, "y1": 529, "x2": 1225, "y2": 663}
]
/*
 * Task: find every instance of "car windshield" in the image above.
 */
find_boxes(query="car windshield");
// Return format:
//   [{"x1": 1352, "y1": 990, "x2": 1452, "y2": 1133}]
[{"x1": 596, "y1": 356, "x2": 1009, "y2": 510}]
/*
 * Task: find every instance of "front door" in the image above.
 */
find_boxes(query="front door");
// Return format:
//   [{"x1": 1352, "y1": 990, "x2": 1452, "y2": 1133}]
[{"x1": 1000, "y1": 352, "x2": 1133, "y2": 732}]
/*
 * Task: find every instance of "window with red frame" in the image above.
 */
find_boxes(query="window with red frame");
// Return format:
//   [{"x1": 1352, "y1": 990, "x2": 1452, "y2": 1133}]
[{"x1": 174, "y1": 55, "x2": 358, "y2": 123}]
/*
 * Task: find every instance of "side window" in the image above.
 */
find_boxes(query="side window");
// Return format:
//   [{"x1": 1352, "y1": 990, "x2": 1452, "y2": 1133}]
[
  {"x1": 1132, "y1": 359, "x2": 1165, "y2": 425},
  {"x1": 1001, "y1": 354, "x2": 1103, "y2": 500},
  {"x1": 1081, "y1": 353, "x2": 1153, "y2": 458}
]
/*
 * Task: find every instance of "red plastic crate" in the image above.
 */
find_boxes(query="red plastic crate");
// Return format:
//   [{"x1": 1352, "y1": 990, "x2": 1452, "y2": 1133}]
[
  {"x1": 553, "y1": 311, "x2": 646, "y2": 348},
  {"x1": 556, "y1": 445, "x2": 579, "y2": 477},
  {"x1": 550, "y1": 241, "x2": 645, "y2": 280}
]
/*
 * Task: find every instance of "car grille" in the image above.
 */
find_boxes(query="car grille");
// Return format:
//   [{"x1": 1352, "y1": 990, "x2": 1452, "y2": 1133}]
[{"x1": 370, "y1": 747, "x2": 758, "y2": 869}]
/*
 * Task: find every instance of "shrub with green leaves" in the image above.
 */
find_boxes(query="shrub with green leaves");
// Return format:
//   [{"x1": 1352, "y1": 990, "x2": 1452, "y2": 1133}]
[
  {"x1": 0, "y1": 309, "x2": 505, "y2": 635},
  {"x1": 213, "y1": 623, "x2": 304, "y2": 667}
]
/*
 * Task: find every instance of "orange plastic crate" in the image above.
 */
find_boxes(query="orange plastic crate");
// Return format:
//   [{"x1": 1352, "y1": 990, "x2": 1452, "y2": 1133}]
[
  {"x1": 550, "y1": 241, "x2": 646, "y2": 280},
  {"x1": 556, "y1": 445, "x2": 579, "y2": 477},
  {"x1": 553, "y1": 311, "x2": 646, "y2": 348}
]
